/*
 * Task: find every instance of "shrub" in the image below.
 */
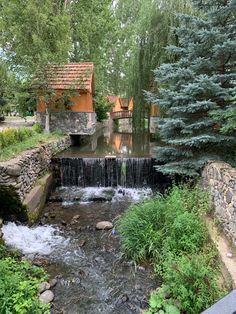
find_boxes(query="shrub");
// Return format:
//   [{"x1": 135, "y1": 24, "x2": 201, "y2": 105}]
[
  {"x1": 0, "y1": 127, "x2": 34, "y2": 149},
  {"x1": 117, "y1": 185, "x2": 226, "y2": 313},
  {"x1": 0, "y1": 257, "x2": 50, "y2": 314},
  {"x1": 32, "y1": 123, "x2": 43, "y2": 134}
]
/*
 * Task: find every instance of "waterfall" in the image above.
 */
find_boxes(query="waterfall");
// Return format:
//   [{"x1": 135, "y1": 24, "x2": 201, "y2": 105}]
[{"x1": 52, "y1": 156, "x2": 164, "y2": 188}]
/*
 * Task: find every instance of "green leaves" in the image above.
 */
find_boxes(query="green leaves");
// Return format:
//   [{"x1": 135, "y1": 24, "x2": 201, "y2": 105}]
[
  {"x1": 117, "y1": 185, "x2": 225, "y2": 313},
  {"x1": 0, "y1": 257, "x2": 50, "y2": 314}
]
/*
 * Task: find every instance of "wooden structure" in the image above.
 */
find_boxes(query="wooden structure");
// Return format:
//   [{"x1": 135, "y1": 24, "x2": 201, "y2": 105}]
[
  {"x1": 36, "y1": 63, "x2": 96, "y2": 135},
  {"x1": 107, "y1": 96, "x2": 134, "y2": 120}
]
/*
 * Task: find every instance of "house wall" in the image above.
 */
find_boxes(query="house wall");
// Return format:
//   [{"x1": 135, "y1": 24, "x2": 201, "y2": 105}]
[
  {"x1": 112, "y1": 99, "x2": 122, "y2": 112},
  {"x1": 37, "y1": 90, "x2": 94, "y2": 113},
  {"x1": 150, "y1": 104, "x2": 159, "y2": 117},
  {"x1": 36, "y1": 111, "x2": 96, "y2": 135}
]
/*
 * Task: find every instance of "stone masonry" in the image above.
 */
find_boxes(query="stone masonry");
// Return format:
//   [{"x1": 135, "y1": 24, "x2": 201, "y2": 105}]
[
  {"x1": 36, "y1": 111, "x2": 96, "y2": 135},
  {"x1": 202, "y1": 161, "x2": 236, "y2": 242},
  {"x1": 0, "y1": 136, "x2": 71, "y2": 201}
]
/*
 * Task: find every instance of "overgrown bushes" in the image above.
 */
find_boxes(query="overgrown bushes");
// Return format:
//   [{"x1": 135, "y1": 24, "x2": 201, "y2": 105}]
[
  {"x1": 0, "y1": 124, "x2": 62, "y2": 161},
  {"x1": 117, "y1": 185, "x2": 227, "y2": 314},
  {"x1": 0, "y1": 127, "x2": 34, "y2": 149},
  {"x1": 0, "y1": 246, "x2": 50, "y2": 314}
]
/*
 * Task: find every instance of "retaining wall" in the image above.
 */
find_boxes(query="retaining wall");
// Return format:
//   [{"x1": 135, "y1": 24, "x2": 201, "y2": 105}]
[
  {"x1": 202, "y1": 161, "x2": 236, "y2": 242},
  {"x1": 0, "y1": 136, "x2": 72, "y2": 201}
]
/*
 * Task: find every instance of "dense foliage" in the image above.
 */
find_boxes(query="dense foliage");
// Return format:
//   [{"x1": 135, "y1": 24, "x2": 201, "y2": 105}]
[
  {"x1": 0, "y1": 246, "x2": 49, "y2": 314},
  {"x1": 0, "y1": 125, "x2": 62, "y2": 161},
  {"x1": 117, "y1": 185, "x2": 227, "y2": 313},
  {"x1": 146, "y1": 0, "x2": 236, "y2": 176}
]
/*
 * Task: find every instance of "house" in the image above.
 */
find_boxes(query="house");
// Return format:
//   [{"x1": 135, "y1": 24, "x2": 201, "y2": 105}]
[
  {"x1": 150, "y1": 104, "x2": 160, "y2": 134},
  {"x1": 36, "y1": 62, "x2": 96, "y2": 135}
]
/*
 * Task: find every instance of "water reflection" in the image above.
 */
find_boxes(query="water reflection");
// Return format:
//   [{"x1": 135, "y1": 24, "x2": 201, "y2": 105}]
[{"x1": 62, "y1": 129, "x2": 153, "y2": 157}]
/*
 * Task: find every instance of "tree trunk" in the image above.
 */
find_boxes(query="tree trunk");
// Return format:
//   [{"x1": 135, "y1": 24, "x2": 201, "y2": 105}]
[{"x1": 45, "y1": 107, "x2": 50, "y2": 133}]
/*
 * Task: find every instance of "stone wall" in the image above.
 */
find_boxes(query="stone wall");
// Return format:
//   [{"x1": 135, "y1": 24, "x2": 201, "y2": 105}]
[
  {"x1": 36, "y1": 111, "x2": 96, "y2": 135},
  {"x1": 0, "y1": 136, "x2": 72, "y2": 201},
  {"x1": 202, "y1": 161, "x2": 236, "y2": 242}
]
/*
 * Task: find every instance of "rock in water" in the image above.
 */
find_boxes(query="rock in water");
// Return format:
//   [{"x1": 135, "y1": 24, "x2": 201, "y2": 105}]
[
  {"x1": 96, "y1": 221, "x2": 113, "y2": 230},
  {"x1": 49, "y1": 278, "x2": 57, "y2": 288},
  {"x1": 39, "y1": 290, "x2": 54, "y2": 304},
  {"x1": 38, "y1": 281, "x2": 50, "y2": 293}
]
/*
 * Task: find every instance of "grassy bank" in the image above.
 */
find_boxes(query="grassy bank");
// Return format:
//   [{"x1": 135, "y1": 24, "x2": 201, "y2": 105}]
[
  {"x1": 0, "y1": 245, "x2": 50, "y2": 314},
  {"x1": 0, "y1": 125, "x2": 63, "y2": 161},
  {"x1": 117, "y1": 185, "x2": 228, "y2": 314}
]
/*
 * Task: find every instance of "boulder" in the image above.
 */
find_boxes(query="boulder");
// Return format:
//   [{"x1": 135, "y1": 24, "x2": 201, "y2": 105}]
[
  {"x1": 96, "y1": 221, "x2": 113, "y2": 230},
  {"x1": 49, "y1": 278, "x2": 57, "y2": 288},
  {"x1": 38, "y1": 281, "x2": 50, "y2": 294},
  {"x1": 39, "y1": 290, "x2": 54, "y2": 304}
]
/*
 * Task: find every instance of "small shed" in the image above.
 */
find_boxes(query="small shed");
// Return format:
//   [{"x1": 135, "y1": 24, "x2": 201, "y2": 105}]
[{"x1": 36, "y1": 62, "x2": 96, "y2": 135}]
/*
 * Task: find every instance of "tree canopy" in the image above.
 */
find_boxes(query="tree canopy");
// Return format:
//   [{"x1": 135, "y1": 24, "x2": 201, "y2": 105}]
[{"x1": 146, "y1": 0, "x2": 236, "y2": 176}]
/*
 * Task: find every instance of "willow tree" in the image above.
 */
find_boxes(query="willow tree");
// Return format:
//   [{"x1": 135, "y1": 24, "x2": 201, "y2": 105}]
[
  {"x1": 0, "y1": 0, "x2": 72, "y2": 131},
  {"x1": 113, "y1": 0, "x2": 194, "y2": 131}
]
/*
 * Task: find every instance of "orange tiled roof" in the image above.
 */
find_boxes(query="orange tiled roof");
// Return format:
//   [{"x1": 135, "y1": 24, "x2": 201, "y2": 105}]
[
  {"x1": 107, "y1": 95, "x2": 119, "y2": 103},
  {"x1": 46, "y1": 63, "x2": 94, "y2": 93}
]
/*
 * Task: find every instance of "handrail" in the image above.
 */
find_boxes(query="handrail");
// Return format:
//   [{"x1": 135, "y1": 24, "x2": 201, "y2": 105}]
[{"x1": 110, "y1": 110, "x2": 133, "y2": 120}]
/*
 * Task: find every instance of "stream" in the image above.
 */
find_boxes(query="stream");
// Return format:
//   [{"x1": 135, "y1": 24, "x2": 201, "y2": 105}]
[{"x1": 3, "y1": 128, "x2": 164, "y2": 314}]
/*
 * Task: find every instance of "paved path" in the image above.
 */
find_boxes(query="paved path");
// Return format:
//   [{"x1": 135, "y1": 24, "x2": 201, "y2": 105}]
[{"x1": 0, "y1": 118, "x2": 35, "y2": 130}]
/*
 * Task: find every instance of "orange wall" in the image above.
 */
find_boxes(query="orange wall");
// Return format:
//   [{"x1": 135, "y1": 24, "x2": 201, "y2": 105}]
[
  {"x1": 112, "y1": 99, "x2": 122, "y2": 112},
  {"x1": 150, "y1": 104, "x2": 159, "y2": 117},
  {"x1": 37, "y1": 90, "x2": 94, "y2": 113}
]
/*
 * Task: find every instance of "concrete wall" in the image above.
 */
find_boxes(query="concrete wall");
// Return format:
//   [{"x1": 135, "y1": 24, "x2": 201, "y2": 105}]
[
  {"x1": 0, "y1": 136, "x2": 72, "y2": 202},
  {"x1": 36, "y1": 111, "x2": 96, "y2": 135},
  {"x1": 202, "y1": 161, "x2": 236, "y2": 242}
]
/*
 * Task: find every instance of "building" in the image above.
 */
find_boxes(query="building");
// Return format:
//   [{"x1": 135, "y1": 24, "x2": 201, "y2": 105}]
[{"x1": 36, "y1": 62, "x2": 96, "y2": 135}]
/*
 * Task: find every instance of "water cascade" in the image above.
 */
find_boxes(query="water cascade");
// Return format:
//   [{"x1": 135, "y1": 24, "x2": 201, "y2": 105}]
[{"x1": 52, "y1": 156, "x2": 164, "y2": 188}]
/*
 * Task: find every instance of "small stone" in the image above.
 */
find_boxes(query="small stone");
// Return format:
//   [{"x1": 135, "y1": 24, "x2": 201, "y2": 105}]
[
  {"x1": 49, "y1": 278, "x2": 57, "y2": 288},
  {"x1": 72, "y1": 215, "x2": 80, "y2": 220},
  {"x1": 78, "y1": 240, "x2": 86, "y2": 247},
  {"x1": 39, "y1": 290, "x2": 54, "y2": 304},
  {"x1": 32, "y1": 258, "x2": 50, "y2": 267},
  {"x1": 50, "y1": 213, "x2": 56, "y2": 218},
  {"x1": 135, "y1": 284, "x2": 141, "y2": 290},
  {"x1": 38, "y1": 281, "x2": 50, "y2": 293},
  {"x1": 227, "y1": 252, "x2": 233, "y2": 258},
  {"x1": 96, "y1": 221, "x2": 113, "y2": 230},
  {"x1": 0, "y1": 218, "x2": 3, "y2": 226},
  {"x1": 44, "y1": 212, "x2": 49, "y2": 218},
  {"x1": 61, "y1": 220, "x2": 67, "y2": 226},
  {"x1": 137, "y1": 266, "x2": 146, "y2": 272}
]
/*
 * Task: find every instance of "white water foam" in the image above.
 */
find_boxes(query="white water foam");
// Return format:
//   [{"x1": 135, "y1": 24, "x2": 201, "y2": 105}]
[
  {"x1": 2, "y1": 222, "x2": 68, "y2": 256},
  {"x1": 55, "y1": 186, "x2": 152, "y2": 204}
]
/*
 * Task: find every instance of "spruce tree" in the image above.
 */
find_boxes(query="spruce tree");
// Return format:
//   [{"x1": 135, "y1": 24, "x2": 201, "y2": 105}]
[{"x1": 146, "y1": 0, "x2": 236, "y2": 177}]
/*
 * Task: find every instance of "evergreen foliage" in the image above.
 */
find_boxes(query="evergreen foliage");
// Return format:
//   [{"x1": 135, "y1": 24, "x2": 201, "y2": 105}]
[{"x1": 146, "y1": 0, "x2": 236, "y2": 176}]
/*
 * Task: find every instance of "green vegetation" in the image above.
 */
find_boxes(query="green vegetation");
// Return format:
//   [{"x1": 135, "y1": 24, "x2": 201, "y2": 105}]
[
  {"x1": 146, "y1": 0, "x2": 236, "y2": 176},
  {"x1": 0, "y1": 126, "x2": 63, "y2": 161},
  {"x1": 117, "y1": 185, "x2": 227, "y2": 314},
  {"x1": 0, "y1": 245, "x2": 50, "y2": 314}
]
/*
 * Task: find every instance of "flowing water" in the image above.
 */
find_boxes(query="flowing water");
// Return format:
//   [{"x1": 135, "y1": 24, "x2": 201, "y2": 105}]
[{"x1": 3, "y1": 128, "x2": 166, "y2": 314}]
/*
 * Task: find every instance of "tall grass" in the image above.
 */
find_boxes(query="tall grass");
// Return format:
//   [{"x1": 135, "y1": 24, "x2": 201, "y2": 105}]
[
  {"x1": 117, "y1": 185, "x2": 227, "y2": 314},
  {"x1": 0, "y1": 124, "x2": 63, "y2": 161}
]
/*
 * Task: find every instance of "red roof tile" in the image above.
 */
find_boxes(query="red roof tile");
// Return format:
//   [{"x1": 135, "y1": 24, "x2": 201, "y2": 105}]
[
  {"x1": 46, "y1": 63, "x2": 94, "y2": 93},
  {"x1": 107, "y1": 95, "x2": 119, "y2": 103}
]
